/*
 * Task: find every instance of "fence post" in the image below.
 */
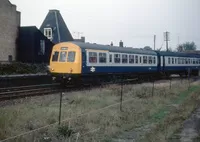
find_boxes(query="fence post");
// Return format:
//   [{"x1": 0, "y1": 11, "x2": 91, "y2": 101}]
[
  {"x1": 188, "y1": 69, "x2": 191, "y2": 90},
  {"x1": 152, "y1": 77, "x2": 155, "y2": 96},
  {"x1": 58, "y1": 77, "x2": 65, "y2": 125},
  {"x1": 120, "y1": 77, "x2": 124, "y2": 112},
  {"x1": 58, "y1": 91, "x2": 63, "y2": 125}
]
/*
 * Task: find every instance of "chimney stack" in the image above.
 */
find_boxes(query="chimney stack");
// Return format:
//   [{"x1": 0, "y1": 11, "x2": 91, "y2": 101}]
[
  {"x1": 119, "y1": 40, "x2": 123, "y2": 47},
  {"x1": 111, "y1": 42, "x2": 113, "y2": 46}
]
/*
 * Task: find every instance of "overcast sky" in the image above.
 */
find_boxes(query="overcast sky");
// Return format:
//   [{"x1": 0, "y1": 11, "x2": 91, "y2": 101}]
[{"x1": 10, "y1": 0, "x2": 200, "y2": 50}]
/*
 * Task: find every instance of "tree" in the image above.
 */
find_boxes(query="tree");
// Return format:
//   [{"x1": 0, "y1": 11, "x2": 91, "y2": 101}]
[
  {"x1": 144, "y1": 46, "x2": 152, "y2": 50},
  {"x1": 177, "y1": 41, "x2": 197, "y2": 52}
]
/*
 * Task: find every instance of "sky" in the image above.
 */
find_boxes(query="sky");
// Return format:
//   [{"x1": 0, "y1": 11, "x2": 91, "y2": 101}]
[{"x1": 9, "y1": 0, "x2": 200, "y2": 50}]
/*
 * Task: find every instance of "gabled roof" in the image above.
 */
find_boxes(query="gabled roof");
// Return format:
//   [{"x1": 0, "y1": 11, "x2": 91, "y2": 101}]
[{"x1": 39, "y1": 9, "x2": 73, "y2": 44}]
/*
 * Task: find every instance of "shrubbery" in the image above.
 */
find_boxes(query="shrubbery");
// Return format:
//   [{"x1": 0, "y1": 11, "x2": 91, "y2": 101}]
[{"x1": 0, "y1": 62, "x2": 49, "y2": 75}]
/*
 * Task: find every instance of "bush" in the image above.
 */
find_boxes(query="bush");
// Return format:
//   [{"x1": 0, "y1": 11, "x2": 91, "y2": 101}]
[{"x1": 0, "y1": 62, "x2": 49, "y2": 75}]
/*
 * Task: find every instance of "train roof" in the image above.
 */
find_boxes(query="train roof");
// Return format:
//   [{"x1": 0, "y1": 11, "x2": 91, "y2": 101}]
[
  {"x1": 70, "y1": 41, "x2": 157, "y2": 55},
  {"x1": 157, "y1": 51, "x2": 200, "y2": 57}
]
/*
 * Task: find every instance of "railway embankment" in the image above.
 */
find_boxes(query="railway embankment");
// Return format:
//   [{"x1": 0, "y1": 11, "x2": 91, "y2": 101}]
[{"x1": 0, "y1": 79, "x2": 199, "y2": 142}]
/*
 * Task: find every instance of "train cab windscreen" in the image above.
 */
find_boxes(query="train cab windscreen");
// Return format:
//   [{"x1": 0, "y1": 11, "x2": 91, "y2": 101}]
[{"x1": 51, "y1": 51, "x2": 76, "y2": 62}]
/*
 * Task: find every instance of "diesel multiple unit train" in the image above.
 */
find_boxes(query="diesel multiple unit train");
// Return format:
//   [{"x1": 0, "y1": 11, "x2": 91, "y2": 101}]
[{"x1": 49, "y1": 41, "x2": 200, "y2": 84}]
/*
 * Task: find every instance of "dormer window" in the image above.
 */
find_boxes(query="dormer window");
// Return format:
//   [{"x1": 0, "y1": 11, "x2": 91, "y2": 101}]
[{"x1": 44, "y1": 28, "x2": 52, "y2": 40}]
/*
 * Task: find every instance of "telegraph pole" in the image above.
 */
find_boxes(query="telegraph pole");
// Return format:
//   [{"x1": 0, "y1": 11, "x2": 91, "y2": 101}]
[
  {"x1": 154, "y1": 35, "x2": 156, "y2": 50},
  {"x1": 164, "y1": 31, "x2": 170, "y2": 51}
]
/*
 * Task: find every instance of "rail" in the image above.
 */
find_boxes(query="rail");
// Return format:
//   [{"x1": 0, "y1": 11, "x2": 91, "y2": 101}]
[
  {"x1": 0, "y1": 83, "x2": 60, "y2": 101},
  {"x1": 0, "y1": 75, "x2": 199, "y2": 101}
]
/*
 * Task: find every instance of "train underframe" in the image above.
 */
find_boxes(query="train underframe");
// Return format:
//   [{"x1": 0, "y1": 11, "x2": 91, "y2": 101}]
[{"x1": 51, "y1": 69, "x2": 200, "y2": 86}]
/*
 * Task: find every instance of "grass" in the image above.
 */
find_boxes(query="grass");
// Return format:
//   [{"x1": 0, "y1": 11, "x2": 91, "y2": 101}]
[
  {"x1": 0, "y1": 79, "x2": 199, "y2": 142},
  {"x1": 140, "y1": 89, "x2": 200, "y2": 142}
]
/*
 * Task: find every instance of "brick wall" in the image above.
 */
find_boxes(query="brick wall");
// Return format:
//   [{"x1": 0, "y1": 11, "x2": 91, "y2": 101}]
[{"x1": 0, "y1": 0, "x2": 20, "y2": 63}]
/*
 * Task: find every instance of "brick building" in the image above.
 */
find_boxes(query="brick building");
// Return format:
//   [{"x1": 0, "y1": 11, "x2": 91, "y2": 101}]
[{"x1": 0, "y1": 0, "x2": 20, "y2": 63}]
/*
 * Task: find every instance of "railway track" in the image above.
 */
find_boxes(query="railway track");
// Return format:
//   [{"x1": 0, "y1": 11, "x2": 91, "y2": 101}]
[
  {"x1": 0, "y1": 84, "x2": 60, "y2": 101},
  {"x1": 0, "y1": 75, "x2": 199, "y2": 101}
]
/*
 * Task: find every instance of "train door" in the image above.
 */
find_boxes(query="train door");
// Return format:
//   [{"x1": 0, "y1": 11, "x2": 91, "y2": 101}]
[
  {"x1": 160, "y1": 56, "x2": 164, "y2": 71},
  {"x1": 162, "y1": 56, "x2": 165, "y2": 72},
  {"x1": 82, "y1": 51, "x2": 86, "y2": 68}
]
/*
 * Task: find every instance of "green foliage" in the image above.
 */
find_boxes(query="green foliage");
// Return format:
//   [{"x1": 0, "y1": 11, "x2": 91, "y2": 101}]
[
  {"x1": 144, "y1": 46, "x2": 152, "y2": 50},
  {"x1": 177, "y1": 41, "x2": 197, "y2": 52},
  {"x1": 0, "y1": 62, "x2": 48, "y2": 75}
]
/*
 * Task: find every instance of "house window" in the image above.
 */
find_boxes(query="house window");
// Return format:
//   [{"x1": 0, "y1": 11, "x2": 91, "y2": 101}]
[
  {"x1": 114, "y1": 54, "x2": 121, "y2": 63},
  {"x1": 99, "y1": 53, "x2": 107, "y2": 63},
  {"x1": 122, "y1": 54, "x2": 128, "y2": 64},
  {"x1": 129, "y1": 55, "x2": 134, "y2": 64},
  {"x1": 8, "y1": 55, "x2": 13, "y2": 62},
  {"x1": 89, "y1": 52, "x2": 97, "y2": 63},
  {"x1": 44, "y1": 28, "x2": 53, "y2": 40},
  {"x1": 39, "y1": 40, "x2": 45, "y2": 55}
]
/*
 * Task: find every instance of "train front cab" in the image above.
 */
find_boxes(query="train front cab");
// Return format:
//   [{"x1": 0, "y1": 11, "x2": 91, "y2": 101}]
[{"x1": 49, "y1": 42, "x2": 82, "y2": 83}]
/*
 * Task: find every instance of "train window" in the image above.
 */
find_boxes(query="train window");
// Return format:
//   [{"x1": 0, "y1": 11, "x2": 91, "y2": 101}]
[
  {"x1": 148, "y1": 56, "x2": 152, "y2": 64},
  {"x1": 188, "y1": 59, "x2": 190, "y2": 64},
  {"x1": 89, "y1": 52, "x2": 97, "y2": 63},
  {"x1": 59, "y1": 51, "x2": 67, "y2": 62},
  {"x1": 168, "y1": 57, "x2": 171, "y2": 64},
  {"x1": 135, "y1": 55, "x2": 138, "y2": 64},
  {"x1": 143, "y1": 56, "x2": 147, "y2": 64},
  {"x1": 153, "y1": 57, "x2": 156, "y2": 64},
  {"x1": 175, "y1": 58, "x2": 177, "y2": 64},
  {"x1": 178, "y1": 58, "x2": 180, "y2": 64},
  {"x1": 99, "y1": 53, "x2": 107, "y2": 63},
  {"x1": 122, "y1": 54, "x2": 128, "y2": 64},
  {"x1": 52, "y1": 51, "x2": 59, "y2": 62},
  {"x1": 182, "y1": 58, "x2": 184, "y2": 64},
  {"x1": 193, "y1": 59, "x2": 195, "y2": 64},
  {"x1": 196, "y1": 59, "x2": 198, "y2": 64},
  {"x1": 67, "y1": 51, "x2": 76, "y2": 62},
  {"x1": 129, "y1": 55, "x2": 134, "y2": 64},
  {"x1": 139, "y1": 56, "x2": 142, "y2": 64},
  {"x1": 114, "y1": 54, "x2": 121, "y2": 63},
  {"x1": 172, "y1": 58, "x2": 174, "y2": 64},
  {"x1": 109, "y1": 54, "x2": 112, "y2": 63}
]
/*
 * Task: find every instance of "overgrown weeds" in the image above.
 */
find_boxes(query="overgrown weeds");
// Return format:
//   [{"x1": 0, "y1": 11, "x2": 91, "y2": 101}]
[{"x1": 0, "y1": 79, "x2": 198, "y2": 141}]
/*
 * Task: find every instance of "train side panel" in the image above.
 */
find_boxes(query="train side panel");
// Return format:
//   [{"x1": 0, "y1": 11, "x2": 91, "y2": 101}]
[{"x1": 81, "y1": 49, "x2": 158, "y2": 75}]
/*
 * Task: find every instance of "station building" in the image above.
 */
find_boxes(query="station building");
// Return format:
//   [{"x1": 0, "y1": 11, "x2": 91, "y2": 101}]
[{"x1": 0, "y1": 0, "x2": 20, "y2": 63}]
